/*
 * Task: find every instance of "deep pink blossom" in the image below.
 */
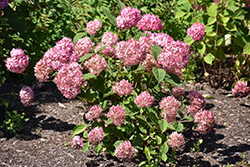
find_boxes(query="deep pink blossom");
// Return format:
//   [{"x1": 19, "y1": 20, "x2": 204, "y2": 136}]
[
  {"x1": 137, "y1": 14, "x2": 163, "y2": 31},
  {"x1": 142, "y1": 54, "x2": 161, "y2": 73},
  {"x1": 54, "y1": 62, "x2": 85, "y2": 99},
  {"x1": 5, "y1": 48, "x2": 29, "y2": 74},
  {"x1": 116, "y1": 6, "x2": 141, "y2": 29},
  {"x1": 187, "y1": 22, "x2": 205, "y2": 41},
  {"x1": 19, "y1": 86, "x2": 34, "y2": 107},
  {"x1": 95, "y1": 44, "x2": 116, "y2": 58},
  {"x1": 134, "y1": 91, "x2": 154, "y2": 108},
  {"x1": 101, "y1": 32, "x2": 118, "y2": 45},
  {"x1": 107, "y1": 105, "x2": 126, "y2": 126},
  {"x1": 159, "y1": 96, "x2": 181, "y2": 123},
  {"x1": 115, "y1": 141, "x2": 135, "y2": 162},
  {"x1": 34, "y1": 59, "x2": 53, "y2": 82},
  {"x1": 71, "y1": 136, "x2": 84, "y2": 149},
  {"x1": 87, "y1": 19, "x2": 102, "y2": 35},
  {"x1": 149, "y1": 32, "x2": 174, "y2": 48},
  {"x1": 171, "y1": 87, "x2": 185, "y2": 100},
  {"x1": 113, "y1": 79, "x2": 133, "y2": 96},
  {"x1": 83, "y1": 54, "x2": 107, "y2": 76},
  {"x1": 88, "y1": 127, "x2": 104, "y2": 146},
  {"x1": 232, "y1": 81, "x2": 250, "y2": 97},
  {"x1": 74, "y1": 37, "x2": 94, "y2": 58},
  {"x1": 139, "y1": 36, "x2": 155, "y2": 54},
  {"x1": 115, "y1": 38, "x2": 146, "y2": 67},
  {"x1": 194, "y1": 110, "x2": 215, "y2": 134},
  {"x1": 0, "y1": 0, "x2": 9, "y2": 9},
  {"x1": 187, "y1": 91, "x2": 206, "y2": 114},
  {"x1": 168, "y1": 132, "x2": 185, "y2": 151},
  {"x1": 85, "y1": 105, "x2": 102, "y2": 121}
]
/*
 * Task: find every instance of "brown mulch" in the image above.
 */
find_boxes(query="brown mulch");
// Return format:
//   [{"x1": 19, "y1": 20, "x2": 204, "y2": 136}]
[{"x1": 0, "y1": 80, "x2": 249, "y2": 167}]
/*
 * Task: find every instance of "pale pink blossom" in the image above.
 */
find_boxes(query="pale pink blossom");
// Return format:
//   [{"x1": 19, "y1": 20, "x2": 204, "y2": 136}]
[
  {"x1": 116, "y1": 6, "x2": 141, "y2": 29},
  {"x1": 101, "y1": 32, "x2": 118, "y2": 45},
  {"x1": 71, "y1": 136, "x2": 84, "y2": 149},
  {"x1": 187, "y1": 22, "x2": 205, "y2": 41},
  {"x1": 85, "y1": 105, "x2": 102, "y2": 121},
  {"x1": 113, "y1": 79, "x2": 133, "y2": 96},
  {"x1": 87, "y1": 19, "x2": 102, "y2": 35},
  {"x1": 159, "y1": 96, "x2": 181, "y2": 123},
  {"x1": 19, "y1": 86, "x2": 34, "y2": 107},
  {"x1": 142, "y1": 54, "x2": 161, "y2": 73},
  {"x1": 232, "y1": 81, "x2": 250, "y2": 97},
  {"x1": 0, "y1": 0, "x2": 9, "y2": 9},
  {"x1": 95, "y1": 44, "x2": 116, "y2": 58},
  {"x1": 171, "y1": 87, "x2": 185, "y2": 100},
  {"x1": 137, "y1": 14, "x2": 163, "y2": 31},
  {"x1": 139, "y1": 36, "x2": 155, "y2": 54},
  {"x1": 107, "y1": 105, "x2": 126, "y2": 126},
  {"x1": 115, "y1": 140, "x2": 135, "y2": 162},
  {"x1": 88, "y1": 127, "x2": 104, "y2": 146},
  {"x1": 149, "y1": 32, "x2": 174, "y2": 48},
  {"x1": 194, "y1": 110, "x2": 215, "y2": 134},
  {"x1": 168, "y1": 132, "x2": 185, "y2": 151},
  {"x1": 54, "y1": 62, "x2": 85, "y2": 99},
  {"x1": 74, "y1": 37, "x2": 95, "y2": 58},
  {"x1": 83, "y1": 54, "x2": 107, "y2": 76},
  {"x1": 134, "y1": 91, "x2": 154, "y2": 108},
  {"x1": 34, "y1": 59, "x2": 53, "y2": 82}
]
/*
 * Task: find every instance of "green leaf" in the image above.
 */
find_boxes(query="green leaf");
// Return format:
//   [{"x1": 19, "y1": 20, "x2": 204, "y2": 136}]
[
  {"x1": 152, "y1": 67, "x2": 166, "y2": 83},
  {"x1": 197, "y1": 42, "x2": 206, "y2": 56},
  {"x1": 207, "y1": 3, "x2": 217, "y2": 17},
  {"x1": 184, "y1": 35, "x2": 194, "y2": 45},
  {"x1": 165, "y1": 73, "x2": 183, "y2": 86},
  {"x1": 136, "y1": 115, "x2": 147, "y2": 122},
  {"x1": 103, "y1": 89, "x2": 115, "y2": 98},
  {"x1": 225, "y1": 22, "x2": 237, "y2": 31},
  {"x1": 175, "y1": 10, "x2": 186, "y2": 19},
  {"x1": 158, "y1": 120, "x2": 168, "y2": 133},
  {"x1": 78, "y1": 53, "x2": 94, "y2": 62},
  {"x1": 83, "y1": 141, "x2": 90, "y2": 153},
  {"x1": 227, "y1": 4, "x2": 239, "y2": 12},
  {"x1": 146, "y1": 108, "x2": 159, "y2": 124},
  {"x1": 204, "y1": 53, "x2": 213, "y2": 65},
  {"x1": 73, "y1": 124, "x2": 88, "y2": 136},
  {"x1": 145, "y1": 146, "x2": 151, "y2": 161},
  {"x1": 73, "y1": 32, "x2": 86, "y2": 43},
  {"x1": 202, "y1": 94, "x2": 215, "y2": 99},
  {"x1": 0, "y1": 98, "x2": 9, "y2": 109},
  {"x1": 113, "y1": 140, "x2": 123, "y2": 148},
  {"x1": 182, "y1": 2, "x2": 191, "y2": 12},
  {"x1": 97, "y1": 45, "x2": 107, "y2": 53},
  {"x1": 161, "y1": 144, "x2": 169, "y2": 154},
  {"x1": 75, "y1": 106, "x2": 85, "y2": 110},
  {"x1": 220, "y1": 16, "x2": 230, "y2": 24},
  {"x1": 118, "y1": 0, "x2": 126, "y2": 10},
  {"x1": 156, "y1": 135, "x2": 162, "y2": 145},
  {"x1": 175, "y1": 123, "x2": 184, "y2": 132},
  {"x1": 234, "y1": 9, "x2": 245, "y2": 20},
  {"x1": 207, "y1": 17, "x2": 216, "y2": 25},
  {"x1": 161, "y1": 153, "x2": 168, "y2": 162},
  {"x1": 181, "y1": 116, "x2": 194, "y2": 121},
  {"x1": 204, "y1": 25, "x2": 213, "y2": 33},
  {"x1": 103, "y1": 7, "x2": 116, "y2": 25},
  {"x1": 243, "y1": 43, "x2": 250, "y2": 55},
  {"x1": 94, "y1": 143, "x2": 103, "y2": 155},
  {"x1": 151, "y1": 44, "x2": 162, "y2": 61},
  {"x1": 83, "y1": 73, "x2": 97, "y2": 80}
]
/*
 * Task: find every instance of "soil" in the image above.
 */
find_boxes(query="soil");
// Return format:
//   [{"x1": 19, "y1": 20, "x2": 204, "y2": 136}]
[{"x1": 0, "y1": 80, "x2": 249, "y2": 167}]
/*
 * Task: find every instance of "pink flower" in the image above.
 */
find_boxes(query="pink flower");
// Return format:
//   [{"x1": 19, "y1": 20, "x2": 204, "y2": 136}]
[
  {"x1": 171, "y1": 87, "x2": 185, "y2": 100},
  {"x1": 19, "y1": 86, "x2": 34, "y2": 107},
  {"x1": 74, "y1": 37, "x2": 95, "y2": 58},
  {"x1": 87, "y1": 19, "x2": 102, "y2": 35},
  {"x1": 107, "y1": 105, "x2": 126, "y2": 126},
  {"x1": 34, "y1": 59, "x2": 53, "y2": 82},
  {"x1": 113, "y1": 79, "x2": 133, "y2": 96},
  {"x1": 71, "y1": 136, "x2": 84, "y2": 149},
  {"x1": 101, "y1": 32, "x2": 118, "y2": 45},
  {"x1": 187, "y1": 22, "x2": 205, "y2": 41},
  {"x1": 115, "y1": 38, "x2": 146, "y2": 67},
  {"x1": 149, "y1": 32, "x2": 174, "y2": 48},
  {"x1": 54, "y1": 62, "x2": 85, "y2": 99},
  {"x1": 83, "y1": 54, "x2": 107, "y2": 76},
  {"x1": 187, "y1": 91, "x2": 206, "y2": 114},
  {"x1": 85, "y1": 105, "x2": 103, "y2": 121},
  {"x1": 142, "y1": 54, "x2": 161, "y2": 73},
  {"x1": 88, "y1": 127, "x2": 104, "y2": 146},
  {"x1": 168, "y1": 132, "x2": 185, "y2": 151},
  {"x1": 139, "y1": 36, "x2": 155, "y2": 54},
  {"x1": 187, "y1": 105, "x2": 201, "y2": 115},
  {"x1": 194, "y1": 110, "x2": 215, "y2": 134},
  {"x1": 116, "y1": 6, "x2": 141, "y2": 29},
  {"x1": 95, "y1": 44, "x2": 116, "y2": 58},
  {"x1": 137, "y1": 14, "x2": 163, "y2": 31},
  {"x1": 232, "y1": 81, "x2": 250, "y2": 97},
  {"x1": 115, "y1": 140, "x2": 135, "y2": 162},
  {"x1": 159, "y1": 96, "x2": 181, "y2": 123},
  {"x1": 0, "y1": 0, "x2": 9, "y2": 9},
  {"x1": 134, "y1": 91, "x2": 154, "y2": 108},
  {"x1": 5, "y1": 48, "x2": 29, "y2": 74}
]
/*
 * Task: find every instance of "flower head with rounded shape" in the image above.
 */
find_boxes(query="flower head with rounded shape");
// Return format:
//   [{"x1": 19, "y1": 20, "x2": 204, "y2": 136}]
[
  {"x1": 160, "y1": 96, "x2": 181, "y2": 123},
  {"x1": 88, "y1": 127, "x2": 104, "y2": 146},
  {"x1": 187, "y1": 22, "x2": 205, "y2": 41},
  {"x1": 115, "y1": 141, "x2": 135, "y2": 162},
  {"x1": 71, "y1": 136, "x2": 84, "y2": 149},
  {"x1": 232, "y1": 81, "x2": 250, "y2": 97},
  {"x1": 107, "y1": 105, "x2": 126, "y2": 126},
  {"x1": 19, "y1": 86, "x2": 34, "y2": 107},
  {"x1": 87, "y1": 19, "x2": 102, "y2": 35},
  {"x1": 168, "y1": 132, "x2": 185, "y2": 151},
  {"x1": 137, "y1": 14, "x2": 163, "y2": 31},
  {"x1": 113, "y1": 79, "x2": 133, "y2": 96},
  {"x1": 134, "y1": 91, "x2": 154, "y2": 108}
]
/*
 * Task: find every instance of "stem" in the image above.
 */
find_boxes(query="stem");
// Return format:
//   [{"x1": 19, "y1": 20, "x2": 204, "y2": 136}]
[{"x1": 147, "y1": 74, "x2": 154, "y2": 89}]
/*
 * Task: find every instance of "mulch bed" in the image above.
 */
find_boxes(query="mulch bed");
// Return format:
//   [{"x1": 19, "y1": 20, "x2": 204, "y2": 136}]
[{"x1": 0, "y1": 80, "x2": 249, "y2": 167}]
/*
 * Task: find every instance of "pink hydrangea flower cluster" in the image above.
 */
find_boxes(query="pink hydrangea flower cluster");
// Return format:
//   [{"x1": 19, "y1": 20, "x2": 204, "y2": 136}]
[
  {"x1": 83, "y1": 54, "x2": 107, "y2": 76},
  {"x1": 116, "y1": 6, "x2": 141, "y2": 29},
  {"x1": 115, "y1": 38, "x2": 146, "y2": 66},
  {"x1": 95, "y1": 44, "x2": 116, "y2": 58},
  {"x1": 34, "y1": 59, "x2": 53, "y2": 82},
  {"x1": 194, "y1": 110, "x2": 215, "y2": 134},
  {"x1": 150, "y1": 32, "x2": 174, "y2": 48},
  {"x1": 168, "y1": 132, "x2": 185, "y2": 151},
  {"x1": 232, "y1": 81, "x2": 250, "y2": 97},
  {"x1": 159, "y1": 96, "x2": 181, "y2": 123},
  {"x1": 134, "y1": 91, "x2": 154, "y2": 108},
  {"x1": 85, "y1": 105, "x2": 102, "y2": 121},
  {"x1": 158, "y1": 40, "x2": 191, "y2": 76},
  {"x1": 187, "y1": 22, "x2": 205, "y2": 41},
  {"x1": 43, "y1": 37, "x2": 78, "y2": 71},
  {"x1": 0, "y1": 0, "x2": 9, "y2": 9},
  {"x1": 74, "y1": 37, "x2": 95, "y2": 58},
  {"x1": 101, "y1": 32, "x2": 118, "y2": 45},
  {"x1": 88, "y1": 127, "x2": 104, "y2": 146},
  {"x1": 115, "y1": 140, "x2": 135, "y2": 162},
  {"x1": 5, "y1": 48, "x2": 29, "y2": 74},
  {"x1": 107, "y1": 105, "x2": 126, "y2": 126},
  {"x1": 87, "y1": 19, "x2": 102, "y2": 35},
  {"x1": 139, "y1": 36, "x2": 155, "y2": 54},
  {"x1": 137, "y1": 14, "x2": 163, "y2": 31},
  {"x1": 171, "y1": 87, "x2": 185, "y2": 100},
  {"x1": 187, "y1": 91, "x2": 206, "y2": 115},
  {"x1": 19, "y1": 86, "x2": 34, "y2": 107},
  {"x1": 54, "y1": 62, "x2": 85, "y2": 99},
  {"x1": 113, "y1": 79, "x2": 133, "y2": 96},
  {"x1": 71, "y1": 136, "x2": 84, "y2": 149},
  {"x1": 142, "y1": 54, "x2": 161, "y2": 73}
]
